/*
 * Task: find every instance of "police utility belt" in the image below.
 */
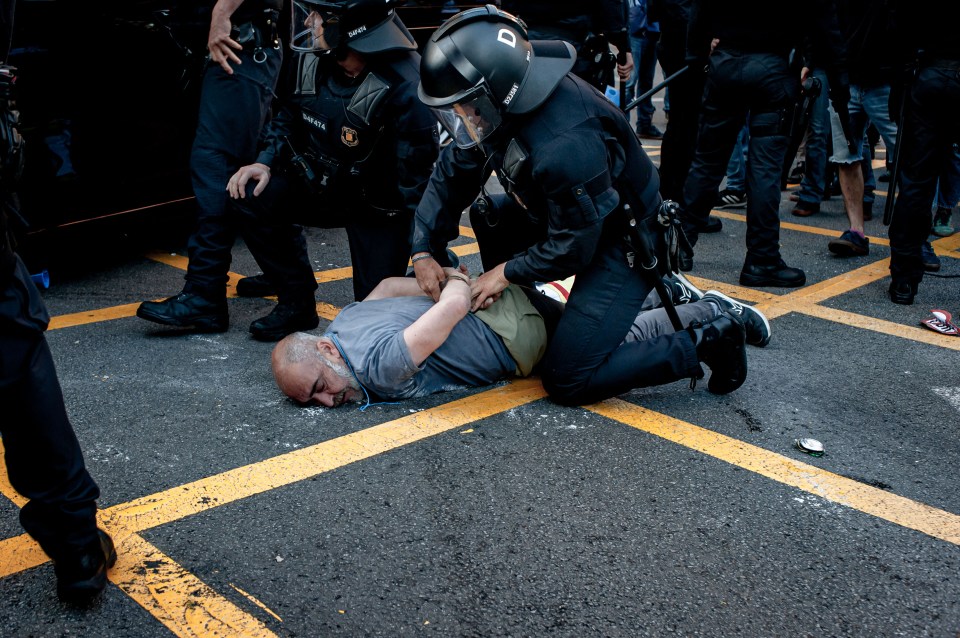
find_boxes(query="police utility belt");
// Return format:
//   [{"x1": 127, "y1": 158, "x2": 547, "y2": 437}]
[{"x1": 231, "y1": 9, "x2": 281, "y2": 63}]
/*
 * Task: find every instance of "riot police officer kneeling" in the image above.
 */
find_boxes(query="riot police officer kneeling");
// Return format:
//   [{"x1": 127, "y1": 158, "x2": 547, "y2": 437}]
[
  {"x1": 226, "y1": 0, "x2": 439, "y2": 340},
  {"x1": 410, "y1": 6, "x2": 748, "y2": 406}
]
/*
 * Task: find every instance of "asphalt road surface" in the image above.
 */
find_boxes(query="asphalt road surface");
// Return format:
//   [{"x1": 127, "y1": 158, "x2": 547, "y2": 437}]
[{"x1": 2, "y1": 107, "x2": 960, "y2": 638}]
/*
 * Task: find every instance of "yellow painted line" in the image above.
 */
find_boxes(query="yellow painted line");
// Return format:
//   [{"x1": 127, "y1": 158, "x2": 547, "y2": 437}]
[
  {"x1": 146, "y1": 251, "x2": 191, "y2": 269},
  {"x1": 458, "y1": 225, "x2": 476, "y2": 239},
  {"x1": 587, "y1": 398, "x2": 960, "y2": 546},
  {"x1": 783, "y1": 258, "x2": 892, "y2": 305},
  {"x1": 0, "y1": 440, "x2": 27, "y2": 508},
  {"x1": 229, "y1": 584, "x2": 284, "y2": 623},
  {"x1": 314, "y1": 266, "x2": 354, "y2": 283},
  {"x1": 796, "y1": 302, "x2": 960, "y2": 351},
  {"x1": 0, "y1": 532, "x2": 46, "y2": 579},
  {"x1": 685, "y1": 276, "x2": 779, "y2": 305},
  {"x1": 102, "y1": 379, "x2": 546, "y2": 533},
  {"x1": 710, "y1": 210, "x2": 893, "y2": 245},
  {"x1": 113, "y1": 532, "x2": 279, "y2": 638},
  {"x1": 48, "y1": 302, "x2": 142, "y2": 330},
  {"x1": 450, "y1": 242, "x2": 481, "y2": 258},
  {"x1": 1, "y1": 380, "x2": 547, "y2": 635},
  {"x1": 316, "y1": 301, "x2": 340, "y2": 321}
]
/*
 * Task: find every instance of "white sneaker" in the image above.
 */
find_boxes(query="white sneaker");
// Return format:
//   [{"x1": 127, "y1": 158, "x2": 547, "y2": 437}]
[
  {"x1": 666, "y1": 272, "x2": 704, "y2": 304},
  {"x1": 702, "y1": 290, "x2": 771, "y2": 347}
]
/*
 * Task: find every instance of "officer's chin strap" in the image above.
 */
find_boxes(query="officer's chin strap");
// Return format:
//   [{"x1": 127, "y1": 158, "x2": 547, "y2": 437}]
[{"x1": 623, "y1": 200, "x2": 703, "y2": 390}]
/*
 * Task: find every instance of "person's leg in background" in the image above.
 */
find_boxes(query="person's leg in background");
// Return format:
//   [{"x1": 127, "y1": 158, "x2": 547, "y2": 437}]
[
  {"x1": 931, "y1": 143, "x2": 960, "y2": 237},
  {"x1": 860, "y1": 84, "x2": 897, "y2": 223},
  {"x1": 633, "y1": 29, "x2": 662, "y2": 139},
  {"x1": 791, "y1": 68, "x2": 829, "y2": 218},
  {"x1": 826, "y1": 88, "x2": 870, "y2": 258},
  {"x1": 716, "y1": 122, "x2": 748, "y2": 209}
]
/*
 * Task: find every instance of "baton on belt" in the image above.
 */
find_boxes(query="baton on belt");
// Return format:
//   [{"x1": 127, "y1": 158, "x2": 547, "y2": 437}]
[
  {"x1": 883, "y1": 84, "x2": 909, "y2": 226},
  {"x1": 622, "y1": 202, "x2": 685, "y2": 333},
  {"x1": 624, "y1": 65, "x2": 688, "y2": 114}
]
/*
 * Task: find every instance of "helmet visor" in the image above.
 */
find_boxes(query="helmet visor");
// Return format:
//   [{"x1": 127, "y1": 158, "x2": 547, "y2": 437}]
[
  {"x1": 430, "y1": 86, "x2": 503, "y2": 149},
  {"x1": 291, "y1": 0, "x2": 339, "y2": 52}
]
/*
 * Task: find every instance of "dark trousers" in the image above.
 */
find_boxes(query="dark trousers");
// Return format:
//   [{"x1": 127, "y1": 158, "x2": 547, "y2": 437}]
[
  {"x1": 470, "y1": 199, "x2": 701, "y2": 407},
  {"x1": 184, "y1": 43, "x2": 282, "y2": 298},
  {"x1": 1, "y1": 258, "x2": 100, "y2": 563},
  {"x1": 235, "y1": 173, "x2": 413, "y2": 302},
  {"x1": 681, "y1": 49, "x2": 797, "y2": 266},
  {"x1": 889, "y1": 65, "x2": 960, "y2": 283},
  {"x1": 656, "y1": 43, "x2": 704, "y2": 203}
]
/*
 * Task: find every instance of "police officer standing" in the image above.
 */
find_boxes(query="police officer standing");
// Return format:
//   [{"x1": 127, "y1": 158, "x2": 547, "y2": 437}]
[
  {"x1": 886, "y1": 1, "x2": 960, "y2": 304},
  {"x1": 225, "y1": 0, "x2": 439, "y2": 341},
  {"x1": 676, "y1": 0, "x2": 849, "y2": 288},
  {"x1": 137, "y1": 0, "x2": 285, "y2": 333},
  {"x1": 411, "y1": 6, "x2": 748, "y2": 407},
  {"x1": 2, "y1": 1, "x2": 115, "y2": 602}
]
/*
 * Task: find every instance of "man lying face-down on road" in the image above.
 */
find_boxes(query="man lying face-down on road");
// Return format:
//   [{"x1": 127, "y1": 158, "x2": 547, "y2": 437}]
[{"x1": 271, "y1": 268, "x2": 771, "y2": 408}]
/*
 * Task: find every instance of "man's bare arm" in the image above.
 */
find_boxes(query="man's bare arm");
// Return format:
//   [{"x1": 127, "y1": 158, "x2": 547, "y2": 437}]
[
  {"x1": 364, "y1": 277, "x2": 430, "y2": 301},
  {"x1": 402, "y1": 268, "x2": 473, "y2": 366}
]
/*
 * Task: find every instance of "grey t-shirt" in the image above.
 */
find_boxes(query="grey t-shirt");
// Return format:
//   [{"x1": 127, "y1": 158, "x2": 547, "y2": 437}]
[{"x1": 327, "y1": 297, "x2": 517, "y2": 400}]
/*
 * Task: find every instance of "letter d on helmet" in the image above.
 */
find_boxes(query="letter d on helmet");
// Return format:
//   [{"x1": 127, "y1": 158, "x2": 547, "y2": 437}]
[{"x1": 418, "y1": 5, "x2": 575, "y2": 149}]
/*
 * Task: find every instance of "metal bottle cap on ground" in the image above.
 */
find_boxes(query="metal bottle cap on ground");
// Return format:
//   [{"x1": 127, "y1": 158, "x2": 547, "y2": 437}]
[{"x1": 795, "y1": 438, "x2": 824, "y2": 457}]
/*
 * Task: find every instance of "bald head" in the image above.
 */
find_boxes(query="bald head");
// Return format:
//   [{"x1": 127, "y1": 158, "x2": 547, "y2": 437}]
[{"x1": 271, "y1": 332, "x2": 362, "y2": 407}]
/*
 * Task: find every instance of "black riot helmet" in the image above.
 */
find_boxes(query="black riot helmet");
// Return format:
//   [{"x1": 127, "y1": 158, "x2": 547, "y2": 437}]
[
  {"x1": 418, "y1": 5, "x2": 575, "y2": 149},
  {"x1": 291, "y1": 0, "x2": 416, "y2": 55}
]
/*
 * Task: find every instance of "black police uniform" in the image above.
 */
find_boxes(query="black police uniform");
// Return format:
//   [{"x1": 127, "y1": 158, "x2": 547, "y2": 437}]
[
  {"x1": 0, "y1": 213, "x2": 103, "y2": 574},
  {"x1": 235, "y1": 46, "x2": 438, "y2": 301},
  {"x1": 413, "y1": 73, "x2": 703, "y2": 406},
  {"x1": 678, "y1": 0, "x2": 847, "y2": 285},
  {"x1": 886, "y1": 1, "x2": 960, "y2": 303},
  {"x1": 183, "y1": 0, "x2": 284, "y2": 300},
  {"x1": 647, "y1": 0, "x2": 700, "y2": 203}
]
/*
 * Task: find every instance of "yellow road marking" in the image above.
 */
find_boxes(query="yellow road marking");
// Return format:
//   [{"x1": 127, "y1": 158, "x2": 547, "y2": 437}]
[
  {"x1": 587, "y1": 399, "x2": 960, "y2": 546},
  {"x1": 12, "y1": 224, "x2": 959, "y2": 637},
  {"x1": 229, "y1": 584, "x2": 284, "y2": 623},
  {"x1": 0, "y1": 382, "x2": 546, "y2": 636},
  {"x1": 113, "y1": 532, "x2": 279, "y2": 638},
  {"x1": 102, "y1": 379, "x2": 545, "y2": 532},
  {"x1": 797, "y1": 303, "x2": 960, "y2": 350}
]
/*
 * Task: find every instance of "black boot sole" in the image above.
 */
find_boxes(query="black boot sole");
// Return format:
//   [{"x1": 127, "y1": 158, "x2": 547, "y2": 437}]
[
  {"x1": 136, "y1": 306, "x2": 229, "y2": 332},
  {"x1": 739, "y1": 272, "x2": 806, "y2": 288},
  {"x1": 249, "y1": 315, "x2": 320, "y2": 342}
]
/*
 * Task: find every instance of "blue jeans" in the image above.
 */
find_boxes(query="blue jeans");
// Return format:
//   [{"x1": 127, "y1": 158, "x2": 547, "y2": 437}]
[
  {"x1": 627, "y1": 33, "x2": 659, "y2": 130},
  {"x1": 829, "y1": 84, "x2": 897, "y2": 206},
  {"x1": 797, "y1": 69, "x2": 830, "y2": 206},
  {"x1": 725, "y1": 123, "x2": 749, "y2": 192},
  {"x1": 935, "y1": 144, "x2": 960, "y2": 208}
]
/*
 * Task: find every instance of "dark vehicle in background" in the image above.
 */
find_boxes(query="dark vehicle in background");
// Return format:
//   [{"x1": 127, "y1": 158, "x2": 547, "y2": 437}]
[{"x1": 5, "y1": 0, "x2": 479, "y2": 271}]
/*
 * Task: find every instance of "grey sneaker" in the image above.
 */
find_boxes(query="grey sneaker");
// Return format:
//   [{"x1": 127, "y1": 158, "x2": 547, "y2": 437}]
[
  {"x1": 702, "y1": 290, "x2": 771, "y2": 348},
  {"x1": 666, "y1": 272, "x2": 704, "y2": 304}
]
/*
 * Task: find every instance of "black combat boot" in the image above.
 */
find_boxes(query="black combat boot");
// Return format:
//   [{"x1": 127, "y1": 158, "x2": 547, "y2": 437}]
[
  {"x1": 54, "y1": 529, "x2": 117, "y2": 605},
  {"x1": 249, "y1": 299, "x2": 319, "y2": 341},
  {"x1": 235, "y1": 274, "x2": 277, "y2": 297},
  {"x1": 136, "y1": 292, "x2": 228, "y2": 332},
  {"x1": 689, "y1": 310, "x2": 748, "y2": 394}
]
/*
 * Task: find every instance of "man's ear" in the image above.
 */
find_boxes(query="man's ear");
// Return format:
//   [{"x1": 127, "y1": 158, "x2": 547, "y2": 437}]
[{"x1": 317, "y1": 337, "x2": 341, "y2": 360}]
